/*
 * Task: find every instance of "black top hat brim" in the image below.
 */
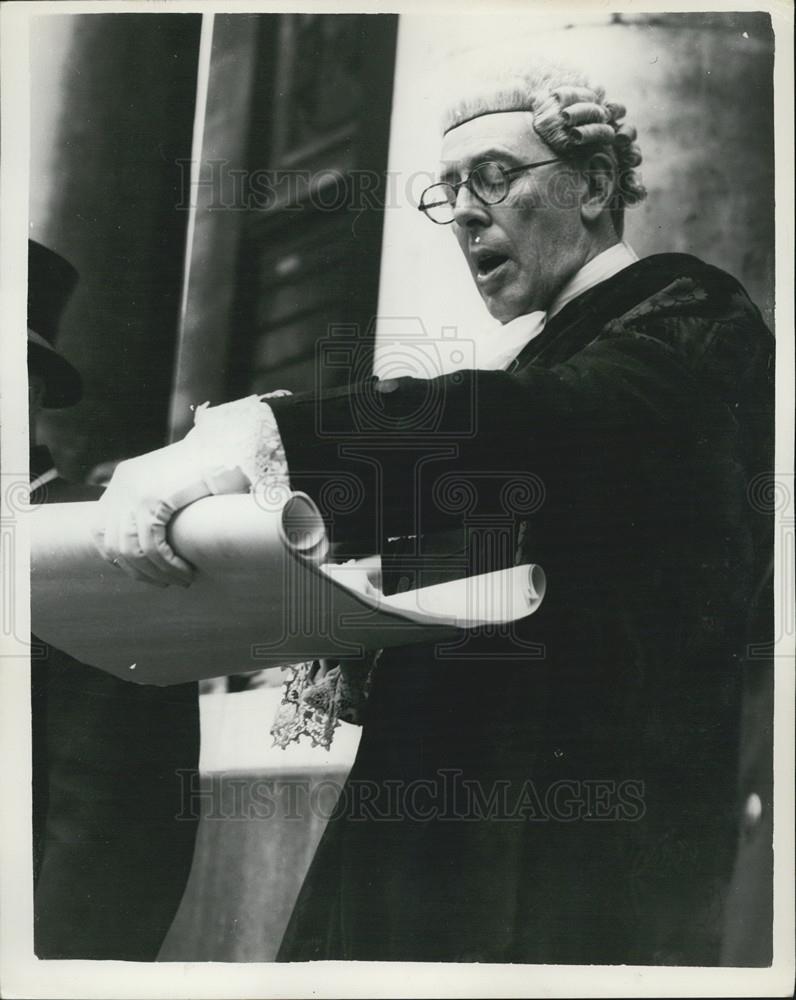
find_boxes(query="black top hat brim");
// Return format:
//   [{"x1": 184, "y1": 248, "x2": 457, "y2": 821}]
[
  {"x1": 27, "y1": 240, "x2": 82, "y2": 408},
  {"x1": 28, "y1": 334, "x2": 83, "y2": 408}
]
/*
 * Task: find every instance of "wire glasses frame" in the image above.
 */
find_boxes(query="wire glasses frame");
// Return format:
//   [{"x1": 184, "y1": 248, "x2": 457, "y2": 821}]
[{"x1": 418, "y1": 158, "x2": 560, "y2": 225}]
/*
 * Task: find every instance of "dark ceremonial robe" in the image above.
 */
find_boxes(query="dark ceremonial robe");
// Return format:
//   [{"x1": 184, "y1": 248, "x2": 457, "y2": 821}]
[
  {"x1": 269, "y1": 254, "x2": 774, "y2": 965},
  {"x1": 30, "y1": 446, "x2": 200, "y2": 960}
]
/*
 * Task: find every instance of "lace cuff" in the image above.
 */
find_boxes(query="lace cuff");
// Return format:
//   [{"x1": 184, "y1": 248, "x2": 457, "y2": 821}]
[
  {"x1": 186, "y1": 391, "x2": 291, "y2": 499},
  {"x1": 270, "y1": 653, "x2": 380, "y2": 750},
  {"x1": 188, "y1": 392, "x2": 379, "y2": 752}
]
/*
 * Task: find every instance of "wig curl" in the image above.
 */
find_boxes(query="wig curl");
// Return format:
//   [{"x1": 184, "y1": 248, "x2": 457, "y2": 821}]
[{"x1": 440, "y1": 57, "x2": 646, "y2": 235}]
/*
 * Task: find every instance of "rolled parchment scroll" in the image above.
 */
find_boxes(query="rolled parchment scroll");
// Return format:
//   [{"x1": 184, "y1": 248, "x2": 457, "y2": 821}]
[{"x1": 30, "y1": 493, "x2": 545, "y2": 685}]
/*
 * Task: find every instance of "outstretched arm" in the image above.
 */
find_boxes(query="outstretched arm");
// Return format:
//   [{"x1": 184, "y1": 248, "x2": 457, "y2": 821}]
[{"x1": 92, "y1": 321, "x2": 716, "y2": 587}]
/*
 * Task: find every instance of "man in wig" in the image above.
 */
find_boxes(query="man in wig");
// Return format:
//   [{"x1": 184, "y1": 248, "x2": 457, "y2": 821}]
[{"x1": 92, "y1": 56, "x2": 773, "y2": 963}]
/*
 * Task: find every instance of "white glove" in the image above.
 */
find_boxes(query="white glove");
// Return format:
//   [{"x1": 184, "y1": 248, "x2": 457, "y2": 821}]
[{"x1": 90, "y1": 394, "x2": 289, "y2": 587}]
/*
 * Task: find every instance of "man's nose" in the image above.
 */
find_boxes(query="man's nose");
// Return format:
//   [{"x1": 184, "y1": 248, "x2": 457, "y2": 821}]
[{"x1": 452, "y1": 183, "x2": 490, "y2": 229}]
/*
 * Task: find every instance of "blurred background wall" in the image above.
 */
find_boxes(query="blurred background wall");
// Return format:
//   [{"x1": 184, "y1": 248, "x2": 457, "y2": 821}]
[
  {"x1": 30, "y1": 10, "x2": 776, "y2": 471},
  {"x1": 27, "y1": 8, "x2": 776, "y2": 965},
  {"x1": 30, "y1": 13, "x2": 201, "y2": 480},
  {"x1": 376, "y1": 11, "x2": 774, "y2": 375}
]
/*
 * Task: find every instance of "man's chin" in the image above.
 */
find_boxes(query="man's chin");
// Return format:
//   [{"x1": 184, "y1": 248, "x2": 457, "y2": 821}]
[
  {"x1": 477, "y1": 278, "x2": 535, "y2": 324},
  {"x1": 481, "y1": 292, "x2": 524, "y2": 325}
]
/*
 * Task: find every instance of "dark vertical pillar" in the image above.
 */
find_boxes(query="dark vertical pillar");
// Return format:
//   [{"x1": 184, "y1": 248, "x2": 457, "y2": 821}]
[
  {"x1": 32, "y1": 13, "x2": 201, "y2": 480},
  {"x1": 168, "y1": 14, "x2": 263, "y2": 441},
  {"x1": 228, "y1": 13, "x2": 399, "y2": 401}
]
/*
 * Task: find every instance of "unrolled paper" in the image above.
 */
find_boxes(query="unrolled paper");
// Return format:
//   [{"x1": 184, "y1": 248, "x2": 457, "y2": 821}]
[{"x1": 30, "y1": 493, "x2": 545, "y2": 685}]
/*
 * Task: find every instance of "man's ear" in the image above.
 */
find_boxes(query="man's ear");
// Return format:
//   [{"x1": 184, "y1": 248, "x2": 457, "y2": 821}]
[{"x1": 579, "y1": 151, "x2": 617, "y2": 225}]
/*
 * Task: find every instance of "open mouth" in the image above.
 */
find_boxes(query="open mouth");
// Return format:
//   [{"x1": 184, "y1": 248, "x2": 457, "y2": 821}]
[{"x1": 476, "y1": 252, "x2": 509, "y2": 276}]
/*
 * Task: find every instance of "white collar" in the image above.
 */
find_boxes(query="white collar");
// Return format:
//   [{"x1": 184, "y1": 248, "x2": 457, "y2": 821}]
[
  {"x1": 477, "y1": 241, "x2": 639, "y2": 371},
  {"x1": 548, "y1": 241, "x2": 639, "y2": 319},
  {"x1": 475, "y1": 310, "x2": 547, "y2": 371}
]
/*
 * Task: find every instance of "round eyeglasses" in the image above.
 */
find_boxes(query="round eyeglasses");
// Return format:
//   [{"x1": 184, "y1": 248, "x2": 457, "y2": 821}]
[{"x1": 418, "y1": 158, "x2": 560, "y2": 225}]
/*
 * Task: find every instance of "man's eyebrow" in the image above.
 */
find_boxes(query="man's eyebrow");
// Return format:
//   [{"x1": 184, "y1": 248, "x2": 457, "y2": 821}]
[{"x1": 438, "y1": 148, "x2": 524, "y2": 182}]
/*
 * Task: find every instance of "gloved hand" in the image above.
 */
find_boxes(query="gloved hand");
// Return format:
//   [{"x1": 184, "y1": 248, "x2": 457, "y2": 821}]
[{"x1": 90, "y1": 394, "x2": 289, "y2": 587}]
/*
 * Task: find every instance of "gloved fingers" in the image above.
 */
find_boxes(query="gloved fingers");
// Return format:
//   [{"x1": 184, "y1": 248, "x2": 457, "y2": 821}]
[
  {"x1": 109, "y1": 507, "x2": 178, "y2": 587},
  {"x1": 90, "y1": 498, "x2": 124, "y2": 567},
  {"x1": 114, "y1": 501, "x2": 191, "y2": 587},
  {"x1": 91, "y1": 497, "x2": 189, "y2": 588},
  {"x1": 138, "y1": 512, "x2": 195, "y2": 587},
  {"x1": 90, "y1": 508, "x2": 169, "y2": 587}
]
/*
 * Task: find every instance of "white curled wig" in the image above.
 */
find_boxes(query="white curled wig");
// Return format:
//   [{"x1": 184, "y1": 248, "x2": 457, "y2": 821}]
[{"x1": 439, "y1": 54, "x2": 646, "y2": 236}]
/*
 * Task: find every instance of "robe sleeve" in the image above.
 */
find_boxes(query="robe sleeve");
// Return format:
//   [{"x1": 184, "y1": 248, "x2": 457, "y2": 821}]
[{"x1": 266, "y1": 325, "x2": 714, "y2": 550}]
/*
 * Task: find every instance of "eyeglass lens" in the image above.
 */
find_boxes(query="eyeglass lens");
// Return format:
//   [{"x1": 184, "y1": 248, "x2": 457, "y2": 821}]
[{"x1": 419, "y1": 162, "x2": 510, "y2": 223}]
